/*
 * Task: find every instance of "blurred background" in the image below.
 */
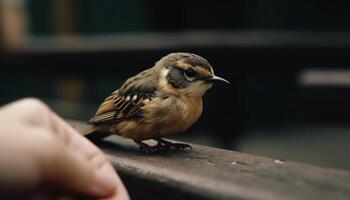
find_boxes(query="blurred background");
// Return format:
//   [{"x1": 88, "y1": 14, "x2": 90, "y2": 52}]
[{"x1": 1, "y1": 0, "x2": 350, "y2": 170}]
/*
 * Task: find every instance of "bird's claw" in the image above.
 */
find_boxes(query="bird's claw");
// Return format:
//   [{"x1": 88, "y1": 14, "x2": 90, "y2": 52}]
[
  {"x1": 138, "y1": 143, "x2": 167, "y2": 154},
  {"x1": 166, "y1": 143, "x2": 192, "y2": 150},
  {"x1": 157, "y1": 139, "x2": 192, "y2": 151},
  {"x1": 136, "y1": 139, "x2": 192, "y2": 154}
]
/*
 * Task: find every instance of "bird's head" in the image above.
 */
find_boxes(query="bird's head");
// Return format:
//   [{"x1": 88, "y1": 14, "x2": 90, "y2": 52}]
[{"x1": 156, "y1": 52, "x2": 229, "y2": 98}]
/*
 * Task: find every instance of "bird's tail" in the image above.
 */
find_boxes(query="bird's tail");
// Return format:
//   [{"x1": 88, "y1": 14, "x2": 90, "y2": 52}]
[
  {"x1": 82, "y1": 126, "x2": 99, "y2": 136},
  {"x1": 67, "y1": 119, "x2": 111, "y2": 141},
  {"x1": 83, "y1": 126, "x2": 112, "y2": 141}
]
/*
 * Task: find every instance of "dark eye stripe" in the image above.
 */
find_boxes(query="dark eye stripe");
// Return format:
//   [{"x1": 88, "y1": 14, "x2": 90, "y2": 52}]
[
  {"x1": 167, "y1": 67, "x2": 188, "y2": 88},
  {"x1": 184, "y1": 68, "x2": 197, "y2": 78}
]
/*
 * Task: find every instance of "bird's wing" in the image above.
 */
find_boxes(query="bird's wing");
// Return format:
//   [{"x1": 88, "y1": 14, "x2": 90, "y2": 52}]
[{"x1": 89, "y1": 69, "x2": 158, "y2": 124}]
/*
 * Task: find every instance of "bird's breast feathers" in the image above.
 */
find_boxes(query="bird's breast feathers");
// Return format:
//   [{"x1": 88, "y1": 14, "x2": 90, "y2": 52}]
[{"x1": 114, "y1": 95, "x2": 203, "y2": 140}]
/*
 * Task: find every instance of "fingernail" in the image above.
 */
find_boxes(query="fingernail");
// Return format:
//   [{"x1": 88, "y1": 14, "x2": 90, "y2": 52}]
[{"x1": 94, "y1": 164, "x2": 116, "y2": 195}]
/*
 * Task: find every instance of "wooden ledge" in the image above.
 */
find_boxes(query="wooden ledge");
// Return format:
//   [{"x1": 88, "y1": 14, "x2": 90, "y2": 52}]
[{"x1": 68, "y1": 120, "x2": 350, "y2": 200}]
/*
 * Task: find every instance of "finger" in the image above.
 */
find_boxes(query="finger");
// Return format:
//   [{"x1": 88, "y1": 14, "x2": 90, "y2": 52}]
[
  {"x1": 43, "y1": 112, "x2": 129, "y2": 200},
  {"x1": 38, "y1": 135, "x2": 116, "y2": 198},
  {"x1": 0, "y1": 98, "x2": 129, "y2": 199},
  {"x1": 0, "y1": 98, "x2": 52, "y2": 127}
]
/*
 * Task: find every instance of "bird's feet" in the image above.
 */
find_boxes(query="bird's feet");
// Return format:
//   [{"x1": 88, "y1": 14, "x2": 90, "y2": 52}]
[
  {"x1": 156, "y1": 138, "x2": 192, "y2": 151},
  {"x1": 135, "y1": 139, "x2": 192, "y2": 154},
  {"x1": 135, "y1": 141, "x2": 167, "y2": 154}
]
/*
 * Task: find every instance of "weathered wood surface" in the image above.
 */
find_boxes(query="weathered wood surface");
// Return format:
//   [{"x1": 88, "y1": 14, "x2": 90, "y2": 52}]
[{"x1": 69, "y1": 120, "x2": 350, "y2": 200}]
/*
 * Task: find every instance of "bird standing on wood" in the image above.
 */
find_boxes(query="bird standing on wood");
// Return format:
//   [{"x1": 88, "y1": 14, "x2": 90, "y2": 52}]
[{"x1": 84, "y1": 53, "x2": 229, "y2": 153}]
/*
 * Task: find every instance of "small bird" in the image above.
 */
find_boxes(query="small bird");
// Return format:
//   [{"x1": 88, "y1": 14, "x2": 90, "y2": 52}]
[{"x1": 85, "y1": 52, "x2": 229, "y2": 153}]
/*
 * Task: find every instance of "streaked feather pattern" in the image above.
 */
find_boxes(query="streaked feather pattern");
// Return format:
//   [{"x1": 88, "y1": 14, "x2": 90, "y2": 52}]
[{"x1": 89, "y1": 68, "x2": 158, "y2": 124}]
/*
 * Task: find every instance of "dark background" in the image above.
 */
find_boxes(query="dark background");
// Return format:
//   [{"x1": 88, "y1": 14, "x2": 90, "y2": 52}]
[{"x1": 2, "y1": 0, "x2": 350, "y2": 170}]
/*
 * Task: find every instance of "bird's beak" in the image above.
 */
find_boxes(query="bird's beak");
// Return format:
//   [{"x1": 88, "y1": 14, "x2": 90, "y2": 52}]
[{"x1": 207, "y1": 75, "x2": 230, "y2": 84}]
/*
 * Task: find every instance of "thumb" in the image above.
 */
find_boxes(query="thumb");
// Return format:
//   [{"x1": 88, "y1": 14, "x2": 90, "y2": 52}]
[{"x1": 39, "y1": 141, "x2": 117, "y2": 198}]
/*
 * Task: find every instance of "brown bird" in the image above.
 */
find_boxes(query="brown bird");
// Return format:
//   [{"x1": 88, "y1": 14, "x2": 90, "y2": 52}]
[{"x1": 84, "y1": 53, "x2": 229, "y2": 153}]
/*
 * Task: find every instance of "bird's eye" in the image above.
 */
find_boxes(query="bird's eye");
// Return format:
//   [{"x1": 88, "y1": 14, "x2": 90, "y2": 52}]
[{"x1": 184, "y1": 68, "x2": 197, "y2": 79}]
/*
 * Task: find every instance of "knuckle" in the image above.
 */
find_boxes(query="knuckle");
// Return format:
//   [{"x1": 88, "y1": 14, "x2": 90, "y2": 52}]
[
  {"x1": 16, "y1": 98, "x2": 52, "y2": 127},
  {"x1": 20, "y1": 98, "x2": 50, "y2": 114},
  {"x1": 20, "y1": 97, "x2": 46, "y2": 108}
]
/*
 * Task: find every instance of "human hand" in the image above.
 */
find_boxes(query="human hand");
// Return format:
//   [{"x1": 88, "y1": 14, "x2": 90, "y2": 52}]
[{"x1": 0, "y1": 98, "x2": 129, "y2": 200}]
